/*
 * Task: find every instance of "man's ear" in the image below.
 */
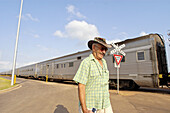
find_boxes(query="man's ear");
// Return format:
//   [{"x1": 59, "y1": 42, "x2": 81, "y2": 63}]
[{"x1": 92, "y1": 44, "x2": 95, "y2": 51}]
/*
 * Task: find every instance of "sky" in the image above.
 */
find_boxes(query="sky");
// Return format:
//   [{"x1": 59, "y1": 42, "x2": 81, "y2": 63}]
[{"x1": 0, "y1": 0, "x2": 170, "y2": 72}]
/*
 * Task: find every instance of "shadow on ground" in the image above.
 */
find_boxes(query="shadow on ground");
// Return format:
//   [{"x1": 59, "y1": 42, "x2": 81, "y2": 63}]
[{"x1": 54, "y1": 105, "x2": 69, "y2": 113}]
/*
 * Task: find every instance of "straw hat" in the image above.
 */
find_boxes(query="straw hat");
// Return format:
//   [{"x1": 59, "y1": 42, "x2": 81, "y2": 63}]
[{"x1": 88, "y1": 37, "x2": 112, "y2": 50}]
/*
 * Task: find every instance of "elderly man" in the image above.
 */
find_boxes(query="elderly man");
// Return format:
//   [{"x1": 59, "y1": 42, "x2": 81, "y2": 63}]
[{"x1": 73, "y1": 37, "x2": 113, "y2": 113}]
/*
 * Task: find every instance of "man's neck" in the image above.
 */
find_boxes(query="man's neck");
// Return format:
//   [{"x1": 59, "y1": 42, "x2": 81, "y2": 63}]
[
  {"x1": 92, "y1": 53, "x2": 103, "y2": 68},
  {"x1": 92, "y1": 52, "x2": 102, "y2": 60}
]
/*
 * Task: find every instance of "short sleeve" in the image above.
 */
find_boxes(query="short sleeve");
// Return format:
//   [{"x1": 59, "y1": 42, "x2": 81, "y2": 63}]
[{"x1": 73, "y1": 59, "x2": 89, "y2": 85}]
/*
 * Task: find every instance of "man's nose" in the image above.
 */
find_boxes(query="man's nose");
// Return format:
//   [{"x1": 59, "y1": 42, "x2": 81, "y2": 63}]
[{"x1": 102, "y1": 50, "x2": 106, "y2": 53}]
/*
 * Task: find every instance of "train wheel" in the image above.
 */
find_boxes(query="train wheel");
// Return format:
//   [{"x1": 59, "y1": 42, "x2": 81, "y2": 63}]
[{"x1": 128, "y1": 81, "x2": 140, "y2": 90}]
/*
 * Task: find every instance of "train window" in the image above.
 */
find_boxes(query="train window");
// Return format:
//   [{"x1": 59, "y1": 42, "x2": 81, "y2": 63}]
[
  {"x1": 61, "y1": 64, "x2": 66, "y2": 68},
  {"x1": 77, "y1": 56, "x2": 81, "y2": 60},
  {"x1": 46, "y1": 65, "x2": 49, "y2": 69},
  {"x1": 69, "y1": 62, "x2": 74, "y2": 67},
  {"x1": 57, "y1": 64, "x2": 59, "y2": 69},
  {"x1": 55, "y1": 64, "x2": 59, "y2": 69},
  {"x1": 137, "y1": 51, "x2": 145, "y2": 61}
]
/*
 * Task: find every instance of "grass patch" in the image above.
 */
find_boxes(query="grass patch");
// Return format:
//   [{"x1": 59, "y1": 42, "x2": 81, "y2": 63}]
[{"x1": 0, "y1": 77, "x2": 14, "y2": 90}]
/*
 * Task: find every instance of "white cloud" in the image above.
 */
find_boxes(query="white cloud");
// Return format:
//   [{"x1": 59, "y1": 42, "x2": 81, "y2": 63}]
[
  {"x1": 19, "y1": 61, "x2": 38, "y2": 67},
  {"x1": 66, "y1": 5, "x2": 86, "y2": 19},
  {"x1": 0, "y1": 60, "x2": 24, "y2": 72},
  {"x1": 0, "y1": 61, "x2": 12, "y2": 71},
  {"x1": 112, "y1": 26, "x2": 117, "y2": 30},
  {"x1": 0, "y1": 51, "x2": 2, "y2": 59},
  {"x1": 21, "y1": 13, "x2": 39, "y2": 22},
  {"x1": 0, "y1": 51, "x2": 12, "y2": 72},
  {"x1": 32, "y1": 34, "x2": 40, "y2": 38},
  {"x1": 36, "y1": 45, "x2": 58, "y2": 54},
  {"x1": 118, "y1": 32, "x2": 129, "y2": 39},
  {"x1": 53, "y1": 20, "x2": 99, "y2": 41},
  {"x1": 36, "y1": 45, "x2": 50, "y2": 51},
  {"x1": 140, "y1": 31, "x2": 148, "y2": 36},
  {"x1": 24, "y1": 31, "x2": 40, "y2": 38},
  {"x1": 53, "y1": 30, "x2": 65, "y2": 38},
  {"x1": 67, "y1": 5, "x2": 74, "y2": 14},
  {"x1": 107, "y1": 39, "x2": 122, "y2": 44}
]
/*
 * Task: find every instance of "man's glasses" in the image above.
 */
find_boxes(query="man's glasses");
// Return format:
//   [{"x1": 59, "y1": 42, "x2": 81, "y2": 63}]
[{"x1": 95, "y1": 45, "x2": 108, "y2": 51}]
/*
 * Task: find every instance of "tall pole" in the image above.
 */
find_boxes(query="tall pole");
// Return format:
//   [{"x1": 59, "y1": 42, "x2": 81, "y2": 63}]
[
  {"x1": 117, "y1": 44, "x2": 119, "y2": 94},
  {"x1": 11, "y1": 0, "x2": 23, "y2": 86},
  {"x1": 117, "y1": 64, "x2": 119, "y2": 94}
]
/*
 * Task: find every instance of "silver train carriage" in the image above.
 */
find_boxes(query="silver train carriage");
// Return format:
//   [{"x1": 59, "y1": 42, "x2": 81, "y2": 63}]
[{"x1": 1, "y1": 33, "x2": 169, "y2": 89}]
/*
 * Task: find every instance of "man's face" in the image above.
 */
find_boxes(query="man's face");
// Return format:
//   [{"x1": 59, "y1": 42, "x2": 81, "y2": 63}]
[{"x1": 93, "y1": 43, "x2": 108, "y2": 60}]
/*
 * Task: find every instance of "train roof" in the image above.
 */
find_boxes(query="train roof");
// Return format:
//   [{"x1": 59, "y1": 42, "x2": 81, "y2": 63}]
[
  {"x1": 116, "y1": 33, "x2": 164, "y2": 45},
  {"x1": 40, "y1": 49, "x2": 91, "y2": 63}
]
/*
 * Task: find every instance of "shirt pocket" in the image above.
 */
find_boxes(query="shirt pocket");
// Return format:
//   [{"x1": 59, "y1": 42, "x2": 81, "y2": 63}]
[
  {"x1": 88, "y1": 69, "x2": 100, "y2": 84},
  {"x1": 90, "y1": 69, "x2": 100, "y2": 77},
  {"x1": 103, "y1": 69, "x2": 109, "y2": 84}
]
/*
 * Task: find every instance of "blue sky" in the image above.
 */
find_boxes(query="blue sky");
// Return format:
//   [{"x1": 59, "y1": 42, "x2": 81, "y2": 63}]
[{"x1": 0, "y1": 0, "x2": 170, "y2": 72}]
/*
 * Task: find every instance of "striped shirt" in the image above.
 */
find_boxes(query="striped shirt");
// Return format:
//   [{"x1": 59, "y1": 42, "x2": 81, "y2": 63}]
[{"x1": 73, "y1": 53, "x2": 111, "y2": 109}]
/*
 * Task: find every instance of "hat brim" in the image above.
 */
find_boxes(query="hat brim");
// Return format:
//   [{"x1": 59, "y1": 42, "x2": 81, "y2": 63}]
[{"x1": 88, "y1": 40, "x2": 112, "y2": 50}]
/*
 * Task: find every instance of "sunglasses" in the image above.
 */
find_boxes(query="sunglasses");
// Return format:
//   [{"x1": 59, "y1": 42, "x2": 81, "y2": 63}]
[{"x1": 95, "y1": 45, "x2": 108, "y2": 51}]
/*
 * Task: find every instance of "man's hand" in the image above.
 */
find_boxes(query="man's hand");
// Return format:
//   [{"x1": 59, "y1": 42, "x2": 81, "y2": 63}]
[{"x1": 85, "y1": 109, "x2": 93, "y2": 113}]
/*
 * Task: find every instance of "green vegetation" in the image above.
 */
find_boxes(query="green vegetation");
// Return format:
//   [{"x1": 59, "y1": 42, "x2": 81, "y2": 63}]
[{"x1": 0, "y1": 77, "x2": 13, "y2": 90}]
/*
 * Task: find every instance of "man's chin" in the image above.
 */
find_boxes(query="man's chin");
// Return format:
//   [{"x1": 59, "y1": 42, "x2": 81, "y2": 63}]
[{"x1": 99, "y1": 55, "x2": 104, "y2": 59}]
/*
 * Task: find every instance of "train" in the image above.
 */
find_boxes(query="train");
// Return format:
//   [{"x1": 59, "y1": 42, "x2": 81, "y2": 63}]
[{"x1": 0, "y1": 33, "x2": 169, "y2": 89}]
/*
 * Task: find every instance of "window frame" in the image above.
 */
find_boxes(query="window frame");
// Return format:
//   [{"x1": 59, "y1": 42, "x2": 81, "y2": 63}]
[
  {"x1": 136, "y1": 51, "x2": 146, "y2": 62},
  {"x1": 54, "y1": 64, "x2": 59, "y2": 69},
  {"x1": 69, "y1": 62, "x2": 74, "y2": 67}
]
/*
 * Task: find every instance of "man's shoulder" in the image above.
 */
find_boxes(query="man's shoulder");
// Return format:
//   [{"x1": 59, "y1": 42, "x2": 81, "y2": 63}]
[
  {"x1": 83, "y1": 53, "x2": 94, "y2": 61},
  {"x1": 81, "y1": 55, "x2": 91, "y2": 64}
]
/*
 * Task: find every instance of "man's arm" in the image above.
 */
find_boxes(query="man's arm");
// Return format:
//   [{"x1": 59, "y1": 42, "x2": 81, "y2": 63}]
[{"x1": 78, "y1": 83, "x2": 92, "y2": 113}]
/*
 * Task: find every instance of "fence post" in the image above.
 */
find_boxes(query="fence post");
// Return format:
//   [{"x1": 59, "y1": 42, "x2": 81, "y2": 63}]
[
  {"x1": 14, "y1": 75, "x2": 16, "y2": 85},
  {"x1": 46, "y1": 75, "x2": 48, "y2": 82}
]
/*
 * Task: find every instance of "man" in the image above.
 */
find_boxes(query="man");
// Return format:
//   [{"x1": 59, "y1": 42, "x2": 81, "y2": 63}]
[{"x1": 73, "y1": 37, "x2": 113, "y2": 113}]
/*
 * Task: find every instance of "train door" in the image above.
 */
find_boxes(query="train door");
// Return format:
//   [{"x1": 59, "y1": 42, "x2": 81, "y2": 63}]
[
  {"x1": 156, "y1": 42, "x2": 168, "y2": 85},
  {"x1": 46, "y1": 64, "x2": 49, "y2": 76},
  {"x1": 17, "y1": 69, "x2": 19, "y2": 76},
  {"x1": 52, "y1": 62, "x2": 54, "y2": 76},
  {"x1": 35, "y1": 64, "x2": 37, "y2": 78}
]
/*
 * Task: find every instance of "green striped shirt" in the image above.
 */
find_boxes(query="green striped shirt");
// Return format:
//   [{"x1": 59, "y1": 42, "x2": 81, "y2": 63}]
[{"x1": 73, "y1": 53, "x2": 111, "y2": 109}]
